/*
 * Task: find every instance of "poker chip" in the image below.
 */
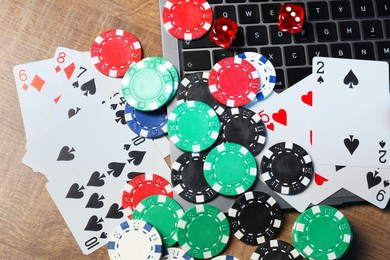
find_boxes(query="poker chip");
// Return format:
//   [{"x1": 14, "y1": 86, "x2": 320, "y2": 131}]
[
  {"x1": 124, "y1": 103, "x2": 168, "y2": 138},
  {"x1": 228, "y1": 191, "x2": 282, "y2": 245},
  {"x1": 292, "y1": 205, "x2": 352, "y2": 260},
  {"x1": 217, "y1": 107, "x2": 266, "y2": 156},
  {"x1": 167, "y1": 100, "x2": 220, "y2": 152},
  {"x1": 162, "y1": 0, "x2": 213, "y2": 40},
  {"x1": 251, "y1": 240, "x2": 302, "y2": 260},
  {"x1": 177, "y1": 204, "x2": 230, "y2": 259},
  {"x1": 171, "y1": 152, "x2": 218, "y2": 203},
  {"x1": 122, "y1": 58, "x2": 173, "y2": 111},
  {"x1": 121, "y1": 173, "x2": 173, "y2": 218},
  {"x1": 212, "y1": 256, "x2": 240, "y2": 260},
  {"x1": 107, "y1": 219, "x2": 162, "y2": 259},
  {"x1": 237, "y1": 52, "x2": 276, "y2": 101},
  {"x1": 132, "y1": 195, "x2": 184, "y2": 247},
  {"x1": 208, "y1": 56, "x2": 260, "y2": 107},
  {"x1": 260, "y1": 142, "x2": 313, "y2": 195},
  {"x1": 91, "y1": 29, "x2": 142, "y2": 78},
  {"x1": 177, "y1": 72, "x2": 225, "y2": 116},
  {"x1": 204, "y1": 142, "x2": 257, "y2": 196},
  {"x1": 162, "y1": 247, "x2": 194, "y2": 260},
  {"x1": 144, "y1": 56, "x2": 179, "y2": 99}
]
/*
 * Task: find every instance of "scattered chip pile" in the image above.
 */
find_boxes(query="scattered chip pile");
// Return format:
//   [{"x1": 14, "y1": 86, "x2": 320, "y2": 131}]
[{"x1": 88, "y1": 7, "x2": 353, "y2": 258}]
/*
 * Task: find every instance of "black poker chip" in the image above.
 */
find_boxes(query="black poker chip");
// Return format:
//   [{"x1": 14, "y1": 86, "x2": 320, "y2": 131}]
[
  {"x1": 228, "y1": 191, "x2": 282, "y2": 245},
  {"x1": 171, "y1": 152, "x2": 218, "y2": 203},
  {"x1": 251, "y1": 239, "x2": 303, "y2": 260},
  {"x1": 260, "y1": 142, "x2": 314, "y2": 195},
  {"x1": 217, "y1": 107, "x2": 266, "y2": 156},
  {"x1": 176, "y1": 72, "x2": 225, "y2": 115}
]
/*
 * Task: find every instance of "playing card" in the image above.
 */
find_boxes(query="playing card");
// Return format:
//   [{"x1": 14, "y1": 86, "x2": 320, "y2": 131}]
[
  {"x1": 24, "y1": 47, "x2": 98, "y2": 148},
  {"x1": 312, "y1": 57, "x2": 390, "y2": 168},
  {"x1": 318, "y1": 165, "x2": 390, "y2": 209},
  {"x1": 24, "y1": 48, "x2": 170, "y2": 177},
  {"x1": 46, "y1": 139, "x2": 171, "y2": 255},
  {"x1": 249, "y1": 75, "x2": 341, "y2": 212},
  {"x1": 13, "y1": 59, "x2": 65, "y2": 144}
]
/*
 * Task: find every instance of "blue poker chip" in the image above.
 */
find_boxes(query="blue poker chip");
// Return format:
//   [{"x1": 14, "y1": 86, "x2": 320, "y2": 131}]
[
  {"x1": 125, "y1": 103, "x2": 168, "y2": 138},
  {"x1": 237, "y1": 52, "x2": 276, "y2": 101}
]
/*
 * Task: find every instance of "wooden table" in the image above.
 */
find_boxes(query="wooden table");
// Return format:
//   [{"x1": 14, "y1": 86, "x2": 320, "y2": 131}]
[{"x1": 0, "y1": 1, "x2": 389, "y2": 259}]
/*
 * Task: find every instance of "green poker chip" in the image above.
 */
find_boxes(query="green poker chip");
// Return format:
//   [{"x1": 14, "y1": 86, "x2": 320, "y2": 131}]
[
  {"x1": 121, "y1": 58, "x2": 173, "y2": 111},
  {"x1": 167, "y1": 100, "x2": 220, "y2": 152},
  {"x1": 144, "y1": 56, "x2": 179, "y2": 99},
  {"x1": 291, "y1": 205, "x2": 352, "y2": 260},
  {"x1": 177, "y1": 204, "x2": 230, "y2": 259},
  {"x1": 132, "y1": 195, "x2": 184, "y2": 247},
  {"x1": 204, "y1": 142, "x2": 257, "y2": 196}
]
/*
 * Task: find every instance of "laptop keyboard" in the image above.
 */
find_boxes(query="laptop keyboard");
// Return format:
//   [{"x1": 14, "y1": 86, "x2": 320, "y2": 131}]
[{"x1": 177, "y1": 0, "x2": 390, "y2": 92}]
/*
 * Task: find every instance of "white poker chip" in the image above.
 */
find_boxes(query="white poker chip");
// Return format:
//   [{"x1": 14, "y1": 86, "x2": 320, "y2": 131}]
[
  {"x1": 162, "y1": 247, "x2": 194, "y2": 260},
  {"x1": 237, "y1": 52, "x2": 276, "y2": 101},
  {"x1": 107, "y1": 219, "x2": 162, "y2": 259}
]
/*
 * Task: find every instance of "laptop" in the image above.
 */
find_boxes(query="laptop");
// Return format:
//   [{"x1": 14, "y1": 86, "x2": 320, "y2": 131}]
[{"x1": 158, "y1": 0, "x2": 390, "y2": 210}]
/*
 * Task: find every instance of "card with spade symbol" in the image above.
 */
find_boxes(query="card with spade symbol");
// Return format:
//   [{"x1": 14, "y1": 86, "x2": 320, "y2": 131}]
[
  {"x1": 311, "y1": 57, "x2": 390, "y2": 168},
  {"x1": 248, "y1": 75, "x2": 341, "y2": 212},
  {"x1": 46, "y1": 138, "x2": 170, "y2": 255},
  {"x1": 322, "y1": 165, "x2": 390, "y2": 209},
  {"x1": 23, "y1": 47, "x2": 170, "y2": 178}
]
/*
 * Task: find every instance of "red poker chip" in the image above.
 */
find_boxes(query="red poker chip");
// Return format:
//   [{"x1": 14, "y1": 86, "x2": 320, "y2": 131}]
[
  {"x1": 121, "y1": 173, "x2": 173, "y2": 218},
  {"x1": 90, "y1": 29, "x2": 142, "y2": 78},
  {"x1": 162, "y1": 0, "x2": 213, "y2": 40},
  {"x1": 208, "y1": 56, "x2": 260, "y2": 107}
]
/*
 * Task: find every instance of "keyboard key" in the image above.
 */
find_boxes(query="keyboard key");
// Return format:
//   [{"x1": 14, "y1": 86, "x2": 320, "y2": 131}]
[
  {"x1": 339, "y1": 21, "x2": 361, "y2": 41},
  {"x1": 377, "y1": 41, "x2": 390, "y2": 60},
  {"x1": 284, "y1": 46, "x2": 306, "y2": 66},
  {"x1": 214, "y1": 5, "x2": 237, "y2": 22},
  {"x1": 286, "y1": 67, "x2": 311, "y2": 87},
  {"x1": 238, "y1": 4, "x2": 260, "y2": 24},
  {"x1": 260, "y1": 47, "x2": 283, "y2": 67},
  {"x1": 207, "y1": 0, "x2": 223, "y2": 4},
  {"x1": 316, "y1": 22, "x2": 338, "y2": 42},
  {"x1": 294, "y1": 23, "x2": 315, "y2": 43},
  {"x1": 213, "y1": 49, "x2": 235, "y2": 64},
  {"x1": 182, "y1": 51, "x2": 211, "y2": 71},
  {"x1": 386, "y1": 20, "x2": 390, "y2": 38},
  {"x1": 236, "y1": 48, "x2": 258, "y2": 55},
  {"x1": 353, "y1": 0, "x2": 375, "y2": 18},
  {"x1": 246, "y1": 26, "x2": 268, "y2": 45},
  {"x1": 226, "y1": 0, "x2": 246, "y2": 3},
  {"x1": 376, "y1": 0, "x2": 390, "y2": 17},
  {"x1": 231, "y1": 27, "x2": 245, "y2": 47},
  {"x1": 331, "y1": 0, "x2": 352, "y2": 19},
  {"x1": 362, "y1": 20, "x2": 384, "y2": 39},
  {"x1": 181, "y1": 32, "x2": 215, "y2": 49},
  {"x1": 353, "y1": 42, "x2": 375, "y2": 60},
  {"x1": 261, "y1": 3, "x2": 281, "y2": 23},
  {"x1": 307, "y1": 44, "x2": 329, "y2": 64},
  {"x1": 331, "y1": 43, "x2": 353, "y2": 58},
  {"x1": 308, "y1": 1, "x2": 329, "y2": 20},
  {"x1": 270, "y1": 25, "x2": 292, "y2": 44},
  {"x1": 274, "y1": 69, "x2": 286, "y2": 91}
]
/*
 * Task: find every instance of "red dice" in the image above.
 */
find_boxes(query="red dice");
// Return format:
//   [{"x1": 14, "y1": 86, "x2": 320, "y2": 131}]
[
  {"x1": 278, "y1": 4, "x2": 305, "y2": 34},
  {"x1": 209, "y1": 17, "x2": 238, "y2": 49}
]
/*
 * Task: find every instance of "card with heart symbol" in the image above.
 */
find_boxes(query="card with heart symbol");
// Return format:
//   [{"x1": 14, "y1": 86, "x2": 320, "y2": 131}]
[
  {"x1": 249, "y1": 75, "x2": 341, "y2": 212},
  {"x1": 311, "y1": 57, "x2": 390, "y2": 168}
]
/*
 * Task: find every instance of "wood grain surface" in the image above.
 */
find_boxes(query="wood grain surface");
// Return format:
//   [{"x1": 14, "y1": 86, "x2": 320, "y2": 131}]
[{"x1": 0, "y1": 1, "x2": 389, "y2": 259}]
